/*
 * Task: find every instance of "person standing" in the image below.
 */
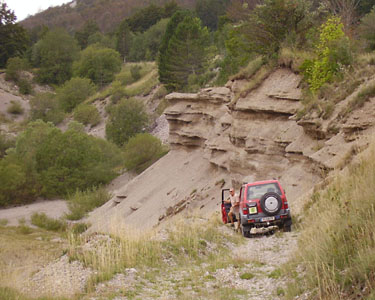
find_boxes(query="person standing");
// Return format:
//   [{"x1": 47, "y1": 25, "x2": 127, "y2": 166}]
[{"x1": 225, "y1": 188, "x2": 240, "y2": 228}]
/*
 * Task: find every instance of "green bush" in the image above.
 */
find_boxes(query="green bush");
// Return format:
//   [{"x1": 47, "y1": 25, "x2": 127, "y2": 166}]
[
  {"x1": 7, "y1": 101, "x2": 24, "y2": 115},
  {"x1": 57, "y1": 77, "x2": 96, "y2": 112},
  {"x1": 106, "y1": 98, "x2": 148, "y2": 146},
  {"x1": 0, "y1": 132, "x2": 15, "y2": 158},
  {"x1": 302, "y1": 17, "x2": 352, "y2": 92},
  {"x1": 0, "y1": 120, "x2": 123, "y2": 205},
  {"x1": 71, "y1": 222, "x2": 89, "y2": 234},
  {"x1": 30, "y1": 92, "x2": 65, "y2": 125},
  {"x1": 66, "y1": 187, "x2": 110, "y2": 220},
  {"x1": 130, "y1": 65, "x2": 142, "y2": 81},
  {"x1": 73, "y1": 104, "x2": 101, "y2": 126},
  {"x1": 73, "y1": 45, "x2": 122, "y2": 87},
  {"x1": 33, "y1": 28, "x2": 79, "y2": 85},
  {"x1": 18, "y1": 78, "x2": 32, "y2": 95},
  {"x1": 0, "y1": 152, "x2": 40, "y2": 207},
  {"x1": 31, "y1": 213, "x2": 67, "y2": 232},
  {"x1": 110, "y1": 81, "x2": 127, "y2": 104},
  {"x1": 124, "y1": 133, "x2": 168, "y2": 173},
  {"x1": 5, "y1": 57, "x2": 29, "y2": 82}
]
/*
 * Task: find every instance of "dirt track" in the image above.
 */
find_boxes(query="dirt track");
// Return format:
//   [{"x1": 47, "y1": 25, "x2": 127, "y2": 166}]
[{"x1": 0, "y1": 200, "x2": 69, "y2": 226}]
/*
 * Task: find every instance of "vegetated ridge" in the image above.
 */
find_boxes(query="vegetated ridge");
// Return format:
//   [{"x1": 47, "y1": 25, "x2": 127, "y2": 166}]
[{"x1": 20, "y1": 0, "x2": 197, "y2": 33}]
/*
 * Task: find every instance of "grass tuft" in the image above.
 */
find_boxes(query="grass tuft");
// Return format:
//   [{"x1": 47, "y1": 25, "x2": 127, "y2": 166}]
[
  {"x1": 231, "y1": 56, "x2": 264, "y2": 80},
  {"x1": 341, "y1": 81, "x2": 375, "y2": 117},
  {"x1": 66, "y1": 187, "x2": 111, "y2": 221},
  {"x1": 7, "y1": 101, "x2": 24, "y2": 115},
  {"x1": 240, "y1": 272, "x2": 255, "y2": 280},
  {"x1": 31, "y1": 213, "x2": 67, "y2": 232}
]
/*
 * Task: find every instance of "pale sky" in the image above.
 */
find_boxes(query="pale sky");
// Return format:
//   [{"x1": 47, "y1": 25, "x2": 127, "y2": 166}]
[{"x1": 5, "y1": 0, "x2": 72, "y2": 21}]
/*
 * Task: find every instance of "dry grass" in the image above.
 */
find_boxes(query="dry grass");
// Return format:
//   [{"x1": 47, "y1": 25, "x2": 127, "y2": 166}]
[
  {"x1": 285, "y1": 141, "x2": 375, "y2": 299},
  {"x1": 340, "y1": 81, "x2": 375, "y2": 117},
  {"x1": 0, "y1": 227, "x2": 65, "y2": 293},
  {"x1": 68, "y1": 214, "x2": 242, "y2": 293},
  {"x1": 231, "y1": 56, "x2": 264, "y2": 80},
  {"x1": 90, "y1": 62, "x2": 158, "y2": 103},
  {"x1": 278, "y1": 47, "x2": 312, "y2": 73}
]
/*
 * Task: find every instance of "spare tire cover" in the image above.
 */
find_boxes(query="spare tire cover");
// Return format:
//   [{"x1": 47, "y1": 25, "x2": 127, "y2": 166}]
[{"x1": 260, "y1": 192, "x2": 282, "y2": 216}]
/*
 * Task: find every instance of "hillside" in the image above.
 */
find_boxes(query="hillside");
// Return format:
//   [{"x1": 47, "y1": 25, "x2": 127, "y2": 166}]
[
  {"x1": 2, "y1": 64, "x2": 375, "y2": 299},
  {"x1": 88, "y1": 67, "x2": 374, "y2": 233},
  {"x1": 20, "y1": 0, "x2": 196, "y2": 33}
]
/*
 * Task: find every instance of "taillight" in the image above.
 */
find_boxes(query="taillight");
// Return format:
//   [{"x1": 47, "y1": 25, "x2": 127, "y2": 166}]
[
  {"x1": 284, "y1": 201, "x2": 288, "y2": 209},
  {"x1": 243, "y1": 208, "x2": 248, "y2": 215}
]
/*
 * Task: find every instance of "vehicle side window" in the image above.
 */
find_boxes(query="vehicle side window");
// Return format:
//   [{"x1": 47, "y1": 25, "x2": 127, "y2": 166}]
[{"x1": 241, "y1": 187, "x2": 245, "y2": 201}]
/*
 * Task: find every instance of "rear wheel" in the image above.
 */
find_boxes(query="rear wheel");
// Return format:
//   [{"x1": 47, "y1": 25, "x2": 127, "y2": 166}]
[
  {"x1": 240, "y1": 224, "x2": 251, "y2": 238},
  {"x1": 283, "y1": 219, "x2": 292, "y2": 232}
]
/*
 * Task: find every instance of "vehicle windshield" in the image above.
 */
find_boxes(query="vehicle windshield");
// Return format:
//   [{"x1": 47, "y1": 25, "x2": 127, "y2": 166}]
[{"x1": 247, "y1": 183, "x2": 282, "y2": 200}]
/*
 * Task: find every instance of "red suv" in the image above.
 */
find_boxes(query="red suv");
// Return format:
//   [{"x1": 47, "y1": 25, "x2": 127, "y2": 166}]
[{"x1": 222, "y1": 180, "x2": 292, "y2": 237}]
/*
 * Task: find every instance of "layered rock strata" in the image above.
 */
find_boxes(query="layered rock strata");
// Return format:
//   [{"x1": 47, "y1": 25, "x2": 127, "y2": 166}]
[{"x1": 89, "y1": 68, "x2": 374, "y2": 232}]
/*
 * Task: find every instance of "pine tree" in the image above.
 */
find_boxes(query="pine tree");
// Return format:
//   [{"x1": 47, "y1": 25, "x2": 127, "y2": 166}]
[
  {"x1": 116, "y1": 19, "x2": 133, "y2": 62},
  {"x1": 159, "y1": 13, "x2": 209, "y2": 91},
  {"x1": 158, "y1": 10, "x2": 192, "y2": 85},
  {"x1": 0, "y1": 2, "x2": 29, "y2": 67}
]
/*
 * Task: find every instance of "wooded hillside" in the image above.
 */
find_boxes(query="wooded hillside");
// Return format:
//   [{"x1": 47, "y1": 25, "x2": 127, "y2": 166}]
[{"x1": 20, "y1": 0, "x2": 196, "y2": 33}]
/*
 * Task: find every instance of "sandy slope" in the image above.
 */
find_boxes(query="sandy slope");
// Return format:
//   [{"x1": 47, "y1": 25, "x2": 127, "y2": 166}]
[{"x1": 88, "y1": 148, "x2": 230, "y2": 233}]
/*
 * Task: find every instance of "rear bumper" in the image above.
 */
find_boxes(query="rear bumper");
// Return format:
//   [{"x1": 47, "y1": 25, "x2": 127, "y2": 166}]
[{"x1": 240, "y1": 209, "x2": 291, "y2": 230}]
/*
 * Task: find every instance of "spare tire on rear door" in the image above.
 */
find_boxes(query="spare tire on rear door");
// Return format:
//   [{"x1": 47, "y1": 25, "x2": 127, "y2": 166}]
[{"x1": 260, "y1": 192, "x2": 282, "y2": 216}]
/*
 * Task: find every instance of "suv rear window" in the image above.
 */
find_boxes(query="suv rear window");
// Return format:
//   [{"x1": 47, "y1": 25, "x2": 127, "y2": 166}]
[{"x1": 247, "y1": 183, "x2": 282, "y2": 200}]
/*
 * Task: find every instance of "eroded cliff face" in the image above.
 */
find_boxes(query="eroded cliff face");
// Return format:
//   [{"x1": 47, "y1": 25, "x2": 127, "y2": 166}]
[
  {"x1": 89, "y1": 68, "x2": 374, "y2": 233},
  {"x1": 165, "y1": 68, "x2": 371, "y2": 211}
]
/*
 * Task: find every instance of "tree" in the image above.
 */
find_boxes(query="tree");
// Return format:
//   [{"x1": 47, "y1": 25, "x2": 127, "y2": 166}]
[
  {"x1": 357, "y1": 0, "x2": 374, "y2": 16},
  {"x1": 127, "y1": 4, "x2": 165, "y2": 32},
  {"x1": 128, "y1": 18, "x2": 168, "y2": 61},
  {"x1": 74, "y1": 20, "x2": 100, "y2": 49},
  {"x1": 323, "y1": 0, "x2": 361, "y2": 30},
  {"x1": 159, "y1": 15, "x2": 210, "y2": 91},
  {"x1": 56, "y1": 77, "x2": 96, "y2": 112},
  {"x1": 87, "y1": 32, "x2": 115, "y2": 49},
  {"x1": 0, "y1": 2, "x2": 29, "y2": 67},
  {"x1": 163, "y1": 1, "x2": 179, "y2": 17},
  {"x1": 105, "y1": 98, "x2": 148, "y2": 146},
  {"x1": 359, "y1": 8, "x2": 375, "y2": 50},
  {"x1": 196, "y1": 0, "x2": 229, "y2": 31},
  {"x1": 73, "y1": 45, "x2": 121, "y2": 86},
  {"x1": 240, "y1": 0, "x2": 313, "y2": 54},
  {"x1": 158, "y1": 10, "x2": 193, "y2": 86},
  {"x1": 116, "y1": 19, "x2": 133, "y2": 61},
  {"x1": 302, "y1": 16, "x2": 352, "y2": 92},
  {"x1": 33, "y1": 28, "x2": 79, "y2": 84}
]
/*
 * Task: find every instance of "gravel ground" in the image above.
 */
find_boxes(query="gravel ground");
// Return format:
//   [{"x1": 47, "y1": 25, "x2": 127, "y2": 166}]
[
  {"x1": 22, "y1": 255, "x2": 93, "y2": 298},
  {"x1": 151, "y1": 114, "x2": 169, "y2": 144},
  {"x1": 87, "y1": 226, "x2": 299, "y2": 300}
]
